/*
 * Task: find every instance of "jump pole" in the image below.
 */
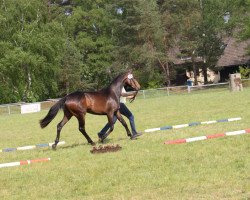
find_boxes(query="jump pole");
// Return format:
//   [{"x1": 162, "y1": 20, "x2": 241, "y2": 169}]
[
  {"x1": 145, "y1": 117, "x2": 242, "y2": 133},
  {"x1": 0, "y1": 158, "x2": 51, "y2": 169},
  {"x1": 0, "y1": 141, "x2": 65, "y2": 153},
  {"x1": 164, "y1": 129, "x2": 250, "y2": 145}
]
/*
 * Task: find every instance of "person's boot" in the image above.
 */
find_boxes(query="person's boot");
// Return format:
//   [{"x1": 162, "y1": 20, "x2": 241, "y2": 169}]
[
  {"x1": 131, "y1": 132, "x2": 143, "y2": 140},
  {"x1": 98, "y1": 132, "x2": 104, "y2": 142}
]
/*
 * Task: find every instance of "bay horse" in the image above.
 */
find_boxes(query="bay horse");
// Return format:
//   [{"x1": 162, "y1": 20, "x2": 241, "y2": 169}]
[{"x1": 39, "y1": 71, "x2": 140, "y2": 149}]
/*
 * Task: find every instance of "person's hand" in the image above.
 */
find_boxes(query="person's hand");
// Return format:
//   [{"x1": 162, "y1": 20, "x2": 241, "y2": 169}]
[{"x1": 129, "y1": 91, "x2": 138, "y2": 103}]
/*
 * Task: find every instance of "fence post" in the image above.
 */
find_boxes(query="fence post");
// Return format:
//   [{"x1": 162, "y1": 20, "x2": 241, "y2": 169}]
[
  {"x1": 142, "y1": 90, "x2": 145, "y2": 99},
  {"x1": 229, "y1": 73, "x2": 243, "y2": 91},
  {"x1": 167, "y1": 87, "x2": 170, "y2": 96},
  {"x1": 8, "y1": 106, "x2": 10, "y2": 115}
]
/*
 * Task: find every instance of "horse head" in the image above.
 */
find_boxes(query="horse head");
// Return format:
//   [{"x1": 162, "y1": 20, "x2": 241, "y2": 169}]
[
  {"x1": 123, "y1": 71, "x2": 140, "y2": 91},
  {"x1": 123, "y1": 70, "x2": 140, "y2": 103}
]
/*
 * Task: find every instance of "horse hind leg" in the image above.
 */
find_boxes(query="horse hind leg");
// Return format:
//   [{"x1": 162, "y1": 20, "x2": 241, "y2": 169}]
[
  {"x1": 53, "y1": 109, "x2": 72, "y2": 150},
  {"x1": 77, "y1": 114, "x2": 95, "y2": 146}
]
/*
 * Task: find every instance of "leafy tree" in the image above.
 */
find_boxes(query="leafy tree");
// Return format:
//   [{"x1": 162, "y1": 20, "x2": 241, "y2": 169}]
[
  {"x1": 0, "y1": 0, "x2": 64, "y2": 102},
  {"x1": 107, "y1": 0, "x2": 168, "y2": 88},
  {"x1": 159, "y1": 0, "x2": 247, "y2": 85},
  {"x1": 239, "y1": 66, "x2": 250, "y2": 78},
  {"x1": 63, "y1": 0, "x2": 116, "y2": 89},
  {"x1": 240, "y1": 0, "x2": 250, "y2": 53},
  {"x1": 58, "y1": 39, "x2": 86, "y2": 95},
  {"x1": 0, "y1": 0, "x2": 250, "y2": 104}
]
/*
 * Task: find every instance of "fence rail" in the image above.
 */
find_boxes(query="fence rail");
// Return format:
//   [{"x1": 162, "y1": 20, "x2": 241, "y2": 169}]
[{"x1": 0, "y1": 79, "x2": 250, "y2": 115}]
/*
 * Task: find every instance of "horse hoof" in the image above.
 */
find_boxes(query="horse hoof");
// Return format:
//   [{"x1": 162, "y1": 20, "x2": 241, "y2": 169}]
[
  {"x1": 52, "y1": 144, "x2": 57, "y2": 150},
  {"x1": 98, "y1": 138, "x2": 103, "y2": 143},
  {"x1": 90, "y1": 142, "x2": 96, "y2": 146}
]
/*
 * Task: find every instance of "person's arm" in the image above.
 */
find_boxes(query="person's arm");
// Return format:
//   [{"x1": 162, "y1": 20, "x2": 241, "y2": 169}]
[{"x1": 121, "y1": 91, "x2": 137, "y2": 99}]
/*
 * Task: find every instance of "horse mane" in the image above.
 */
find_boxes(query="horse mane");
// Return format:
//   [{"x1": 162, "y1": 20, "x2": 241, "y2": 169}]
[
  {"x1": 107, "y1": 72, "x2": 127, "y2": 87},
  {"x1": 112, "y1": 72, "x2": 126, "y2": 83},
  {"x1": 100, "y1": 71, "x2": 129, "y2": 92}
]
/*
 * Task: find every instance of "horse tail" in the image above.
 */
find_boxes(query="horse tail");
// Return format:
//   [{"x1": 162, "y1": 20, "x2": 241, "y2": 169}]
[{"x1": 39, "y1": 97, "x2": 66, "y2": 128}]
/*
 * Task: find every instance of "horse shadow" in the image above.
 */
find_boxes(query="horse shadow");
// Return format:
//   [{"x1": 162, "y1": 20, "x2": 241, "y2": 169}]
[{"x1": 53, "y1": 138, "x2": 116, "y2": 150}]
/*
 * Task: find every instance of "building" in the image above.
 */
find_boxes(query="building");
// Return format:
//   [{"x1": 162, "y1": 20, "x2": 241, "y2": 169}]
[
  {"x1": 216, "y1": 37, "x2": 250, "y2": 82},
  {"x1": 169, "y1": 37, "x2": 250, "y2": 85}
]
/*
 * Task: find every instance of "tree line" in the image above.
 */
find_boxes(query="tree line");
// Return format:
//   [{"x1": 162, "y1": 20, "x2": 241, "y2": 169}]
[{"x1": 0, "y1": 0, "x2": 249, "y2": 104}]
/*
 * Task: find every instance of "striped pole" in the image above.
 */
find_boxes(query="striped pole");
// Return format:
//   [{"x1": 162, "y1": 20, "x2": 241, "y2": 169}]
[
  {"x1": 145, "y1": 117, "x2": 241, "y2": 133},
  {"x1": 164, "y1": 129, "x2": 250, "y2": 145},
  {"x1": 0, "y1": 158, "x2": 51, "y2": 169},
  {"x1": 0, "y1": 141, "x2": 65, "y2": 153}
]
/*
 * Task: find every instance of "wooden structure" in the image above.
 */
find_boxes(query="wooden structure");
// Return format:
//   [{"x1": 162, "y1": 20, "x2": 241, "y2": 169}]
[
  {"x1": 217, "y1": 38, "x2": 250, "y2": 82},
  {"x1": 229, "y1": 73, "x2": 243, "y2": 91}
]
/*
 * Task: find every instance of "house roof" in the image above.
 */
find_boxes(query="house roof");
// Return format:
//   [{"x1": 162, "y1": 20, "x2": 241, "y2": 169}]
[
  {"x1": 168, "y1": 37, "x2": 250, "y2": 67},
  {"x1": 216, "y1": 38, "x2": 250, "y2": 67}
]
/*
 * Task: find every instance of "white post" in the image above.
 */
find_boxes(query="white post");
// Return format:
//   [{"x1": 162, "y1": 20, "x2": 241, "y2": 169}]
[{"x1": 8, "y1": 106, "x2": 10, "y2": 115}]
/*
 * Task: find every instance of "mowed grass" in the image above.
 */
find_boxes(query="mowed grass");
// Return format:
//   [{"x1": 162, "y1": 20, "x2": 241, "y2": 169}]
[{"x1": 0, "y1": 89, "x2": 250, "y2": 200}]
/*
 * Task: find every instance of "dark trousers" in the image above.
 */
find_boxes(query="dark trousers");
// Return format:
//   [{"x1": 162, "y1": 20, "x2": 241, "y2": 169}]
[{"x1": 99, "y1": 103, "x2": 137, "y2": 136}]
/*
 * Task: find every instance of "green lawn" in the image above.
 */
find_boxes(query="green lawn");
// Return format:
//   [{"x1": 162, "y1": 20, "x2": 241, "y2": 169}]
[{"x1": 0, "y1": 89, "x2": 250, "y2": 200}]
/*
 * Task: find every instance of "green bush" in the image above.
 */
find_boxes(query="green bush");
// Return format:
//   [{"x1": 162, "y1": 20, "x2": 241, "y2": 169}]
[{"x1": 239, "y1": 66, "x2": 250, "y2": 78}]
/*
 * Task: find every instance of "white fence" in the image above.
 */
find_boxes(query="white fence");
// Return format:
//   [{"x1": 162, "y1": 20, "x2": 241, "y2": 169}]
[
  {"x1": 0, "y1": 101, "x2": 56, "y2": 115},
  {"x1": 138, "y1": 82, "x2": 229, "y2": 99},
  {"x1": 0, "y1": 79, "x2": 249, "y2": 115},
  {"x1": 137, "y1": 78, "x2": 250, "y2": 99}
]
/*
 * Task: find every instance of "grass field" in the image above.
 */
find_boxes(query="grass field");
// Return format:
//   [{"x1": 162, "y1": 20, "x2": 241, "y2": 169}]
[{"x1": 0, "y1": 89, "x2": 250, "y2": 200}]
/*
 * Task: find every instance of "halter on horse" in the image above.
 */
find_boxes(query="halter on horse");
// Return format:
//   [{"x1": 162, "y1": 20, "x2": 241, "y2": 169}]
[{"x1": 40, "y1": 71, "x2": 140, "y2": 149}]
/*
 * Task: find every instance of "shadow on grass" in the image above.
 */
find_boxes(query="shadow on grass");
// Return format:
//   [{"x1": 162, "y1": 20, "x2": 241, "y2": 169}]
[
  {"x1": 60, "y1": 142, "x2": 90, "y2": 149},
  {"x1": 41, "y1": 137, "x2": 131, "y2": 152},
  {"x1": 40, "y1": 142, "x2": 90, "y2": 152}
]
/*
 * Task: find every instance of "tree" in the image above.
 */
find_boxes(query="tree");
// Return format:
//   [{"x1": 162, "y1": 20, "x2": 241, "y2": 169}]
[
  {"x1": 0, "y1": 0, "x2": 115, "y2": 103},
  {"x1": 58, "y1": 39, "x2": 85, "y2": 95},
  {"x1": 107, "y1": 0, "x2": 169, "y2": 88},
  {"x1": 0, "y1": 0, "x2": 249, "y2": 104},
  {"x1": 0, "y1": 0, "x2": 65, "y2": 102},
  {"x1": 159, "y1": 0, "x2": 247, "y2": 85},
  {"x1": 159, "y1": 0, "x2": 202, "y2": 85},
  {"x1": 240, "y1": 0, "x2": 250, "y2": 51},
  {"x1": 68, "y1": 0, "x2": 116, "y2": 89}
]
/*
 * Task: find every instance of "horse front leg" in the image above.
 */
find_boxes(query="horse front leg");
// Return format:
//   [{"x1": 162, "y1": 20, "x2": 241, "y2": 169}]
[{"x1": 116, "y1": 110, "x2": 132, "y2": 138}]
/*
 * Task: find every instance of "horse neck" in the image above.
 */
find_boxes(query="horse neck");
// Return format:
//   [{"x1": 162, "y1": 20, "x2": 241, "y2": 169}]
[{"x1": 108, "y1": 77, "x2": 124, "y2": 101}]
